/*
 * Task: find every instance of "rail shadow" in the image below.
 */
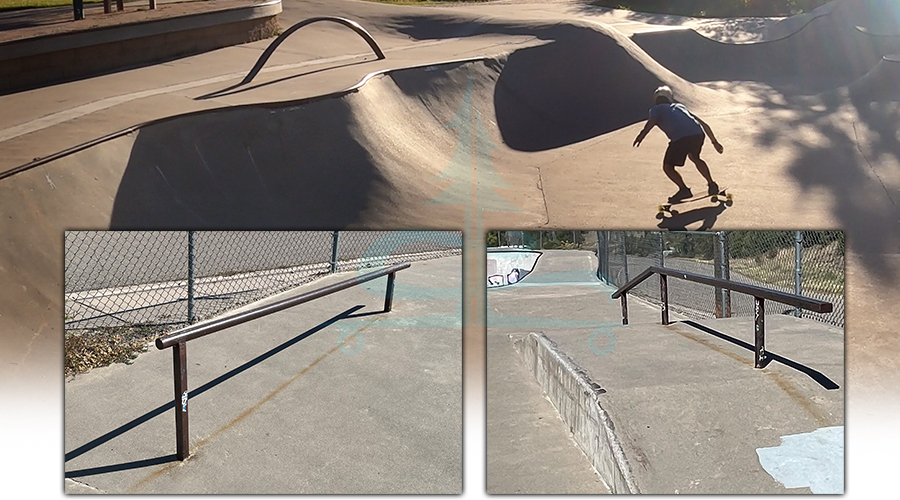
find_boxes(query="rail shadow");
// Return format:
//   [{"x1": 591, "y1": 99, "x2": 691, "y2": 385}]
[
  {"x1": 682, "y1": 320, "x2": 840, "y2": 390},
  {"x1": 64, "y1": 305, "x2": 365, "y2": 465}
]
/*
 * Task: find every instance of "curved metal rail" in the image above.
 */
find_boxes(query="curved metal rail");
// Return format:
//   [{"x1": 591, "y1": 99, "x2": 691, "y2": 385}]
[
  {"x1": 157, "y1": 262, "x2": 410, "y2": 460},
  {"x1": 239, "y1": 16, "x2": 386, "y2": 87},
  {"x1": 612, "y1": 266, "x2": 832, "y2": 369}
]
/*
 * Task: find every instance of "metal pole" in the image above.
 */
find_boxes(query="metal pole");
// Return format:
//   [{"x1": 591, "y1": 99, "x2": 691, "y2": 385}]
[
  {"x1": 659, "y1": 231, "x2": 665, "y2": 267},
  {"x1": 723, "y1": 231, "x2": 732, "y2": 317},
  {"x1": 714, "y1": 232, "x2": 724, "y2": 318},
  {"x1": 620, "y1": 294, "x2": 629, "y2": 325},
  {"x1": 622, "y1": 233, "x2": 629, "y2": 284},
  {"x1": 330, "y1": 231, "x2": 340, "y2": 274},
  {"x1": 73, "y1": 0, "x2": 84, "y2": 21},
  {"x1": 103, "y1": 0, "x2": 111, "y2": 14},
  {"x1": 794, "y1": 231, "x2": 802, "y2": 317},
  {"x1": 660, "y1": 274, "x2": 669, "y2": 325},
  {"x1": 187, "y1": 231, "x2": 195, "y2": 324},
  {"x1": 754, "y1": 297, "x2": 766, "y2": 368},
  {"x1": 384, "y1": 272, "x2": 396, "y2": 312},
  {"x1": 173, "y1": 342, "x2": 189, "y2": 460}
]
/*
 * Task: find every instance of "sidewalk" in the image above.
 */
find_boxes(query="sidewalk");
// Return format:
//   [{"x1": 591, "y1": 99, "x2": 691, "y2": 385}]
[{"x1": 64, "y1": 256, "x2": 462, "y2": 494}]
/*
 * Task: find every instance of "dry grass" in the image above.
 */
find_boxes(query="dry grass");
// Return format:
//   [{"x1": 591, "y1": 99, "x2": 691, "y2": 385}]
[{"x1": 64, "y1": 323, "x2": 169, "y2": 378}]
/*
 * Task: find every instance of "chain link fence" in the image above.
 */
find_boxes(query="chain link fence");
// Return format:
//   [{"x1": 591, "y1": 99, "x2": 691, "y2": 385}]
[
  {"x1": 65, "y1": 231, "x2": 461, "y2": 332},
  {"x1": 598, "y1": 230, "x2": 844, "y2": 327},
  {"x1": 487, "y1": 230, "x2": 844, "y2": 328}
]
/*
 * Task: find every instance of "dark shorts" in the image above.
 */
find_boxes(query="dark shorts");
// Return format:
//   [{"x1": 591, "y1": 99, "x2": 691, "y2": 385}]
[{"x1": 664, "y1": 134, "x2": 704, "y2": 167}]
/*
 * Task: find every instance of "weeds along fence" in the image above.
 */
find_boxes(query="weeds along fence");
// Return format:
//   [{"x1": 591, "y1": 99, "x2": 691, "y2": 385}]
[
  {"x1": 65, "y1": 231, "x2": 461, "y2": 331},
  {"x1": 487, "y1": 230, "x2": 844, "y2": 328}
]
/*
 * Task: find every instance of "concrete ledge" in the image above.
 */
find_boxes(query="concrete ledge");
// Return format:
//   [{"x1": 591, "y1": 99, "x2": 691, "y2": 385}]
[
  {"x1": 0, "y1": 0, "x2": 281, "y2": 94},
  {"x1": 512, "y1": 332, "x2": 639, "y2": 494}
]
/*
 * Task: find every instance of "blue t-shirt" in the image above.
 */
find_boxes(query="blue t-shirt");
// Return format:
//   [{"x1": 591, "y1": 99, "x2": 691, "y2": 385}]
[{"x1": 649, "y1": 103, "x2": 702, "y2": 141}]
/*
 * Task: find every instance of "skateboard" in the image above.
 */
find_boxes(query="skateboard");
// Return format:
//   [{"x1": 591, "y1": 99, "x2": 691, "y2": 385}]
[{"x1": 657, "y1": 188, "x2": 732, "y2": 217}]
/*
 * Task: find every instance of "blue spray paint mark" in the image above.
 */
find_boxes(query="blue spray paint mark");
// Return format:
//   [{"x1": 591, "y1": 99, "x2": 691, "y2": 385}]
[{"x1": 756, "y1": 426, "x2": 844, "y2": 493}]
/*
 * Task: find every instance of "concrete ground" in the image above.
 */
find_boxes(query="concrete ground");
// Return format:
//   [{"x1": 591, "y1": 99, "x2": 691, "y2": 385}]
[
  {"x1": 1, "y1": 1, "x2": 896, "y2": 393},
  {"x1": 64, "y1": 256, "x2": 462, "y2": 493},
  {"x1": 488, "y1": 250, "x2": 843, "y2": 493},
  {"x1": 0, "y1": 0, "x2": 895, "y2": 494}
]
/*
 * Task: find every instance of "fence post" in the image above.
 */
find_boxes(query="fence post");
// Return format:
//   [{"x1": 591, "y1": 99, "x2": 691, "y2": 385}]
[
  {"x1": 714, "y1": 232, "x2": 724, "y2": 318},
  {"x1": 794, "y1": 231, "x2": 802, "y2": 317},
  {"x1": 621, "y1": 232, "x2": 629, "y2": 284},
  {"x1": 330, "y1": 231, "x2": 340, "y2": 274},
  {"x1": 187, "y1": 231, "x2": 195, "y2": 324},
  {"x1": 659, "y1": 231, "x2": 665, "y2": 267},
  {"x1": 723, "y1": 231, "x2": 731, "y2": 317},
  {"x1": 597, "y1": 231, "x2": 608, "y2": 283}
]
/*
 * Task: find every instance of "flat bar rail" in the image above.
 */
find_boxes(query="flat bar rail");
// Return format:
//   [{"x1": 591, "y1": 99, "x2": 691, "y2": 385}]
[
  {"x1": 155, "y1": 262, "x2": 411, "y2": 460},
  {"x1": 611, "y1": 266, "x2": 832, "y2": 369}
]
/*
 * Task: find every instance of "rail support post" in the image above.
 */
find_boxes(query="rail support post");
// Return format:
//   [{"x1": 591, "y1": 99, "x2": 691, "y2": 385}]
[
  {"x1": 173, "y1": 342, "x2": 190, "y2": 460},
  {"x1": 754, "y1": 297, "x2": 766, "y2": 368},
  {"x1": 384, "y1": 272, "x2": 396, "y2": 312},
  {"x1": 620, "y1": 293, "x2": 629, "y2": 325},
  {"x1": 660, "y1": 273, "x2": 669, "y2": 325}
]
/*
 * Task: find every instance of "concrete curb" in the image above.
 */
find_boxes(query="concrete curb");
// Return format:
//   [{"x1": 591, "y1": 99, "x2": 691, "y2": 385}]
[
  {"x1": 512, "y1": 331, "x2": 640, "y2": 494},
  {"x1": 0, "y1": 0, "x2": 282, "y2": 93}
]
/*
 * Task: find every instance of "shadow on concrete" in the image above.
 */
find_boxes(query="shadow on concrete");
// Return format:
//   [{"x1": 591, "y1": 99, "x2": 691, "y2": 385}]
[
  {"x1": 493, "y1": 29, "x2": 660, "y2": 151},
  {"x1": 65, "y1": 454, "x2": 180, "y2": 478},
  {"x1": 656, "y1": 202, "x2": 729, "y2": 231},
  {"x1": 65, "y1": 305, "x2": 364, "y2": 466},
  {"x1": 750, "y1": 87, "x2": 900, "y2": 288},
  {"x1": 109, "y1": 97, "x2": 386, "y2": 229},
  {"x1": 195, "y1": 59, "x2": 372, "y2": 100},
  {"x1": 682, "y1": 320, "x2": 840, "y2": 390},
  {"x1": 384, "y1": 18, "x2": 660, "y2": 151}
]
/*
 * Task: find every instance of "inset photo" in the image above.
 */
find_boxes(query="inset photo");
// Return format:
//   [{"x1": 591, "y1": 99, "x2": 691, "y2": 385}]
[
  {"x1": 486, "y1": 230, "x2": 844, "y2": 494},
  {"x1": 64, "y1": 231, "x2": 462, "y2": 494}
]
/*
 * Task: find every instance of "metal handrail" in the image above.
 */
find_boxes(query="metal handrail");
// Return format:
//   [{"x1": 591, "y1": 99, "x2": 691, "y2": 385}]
[
  {"x1": 611, "y1": 266, "x2": 832, "y2": 369},
  {"x1": 156, "y1": 262, "x2": 410, "y2": 460},
  {"x1": 238, "y1": 16, "x2": 386, "y2": 88}
]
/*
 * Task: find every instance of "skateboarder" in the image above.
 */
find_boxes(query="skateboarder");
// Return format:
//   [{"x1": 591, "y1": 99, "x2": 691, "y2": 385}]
[{"x1": 633, "y1": 86, "x2": 724, "y2": 202}]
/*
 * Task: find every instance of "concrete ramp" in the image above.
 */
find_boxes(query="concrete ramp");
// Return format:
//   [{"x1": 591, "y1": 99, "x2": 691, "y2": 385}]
[
  {"x1": 848, "y1": 54, "x2": 900, "y2": 101},
  {"x1": 512, "y1": 315, "x2": 844, "y2": 494},
  {"x1": 631, "y1": 15, "x2": 891, "y2": 91}
]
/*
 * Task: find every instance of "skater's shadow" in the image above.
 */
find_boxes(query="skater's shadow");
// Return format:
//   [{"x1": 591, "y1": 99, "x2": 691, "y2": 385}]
[{"x1": 657, "y1": 202, "x2": 729, "y2": 231}]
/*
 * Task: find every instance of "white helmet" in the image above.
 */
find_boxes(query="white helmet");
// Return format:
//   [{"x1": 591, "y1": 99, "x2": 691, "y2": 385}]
[{"x1": 654, "y1": 85, "x2": 674, "y2": 102}]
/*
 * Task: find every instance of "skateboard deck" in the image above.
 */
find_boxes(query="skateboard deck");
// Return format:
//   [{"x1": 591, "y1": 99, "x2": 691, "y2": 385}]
[{"x1": 657, "y1": 188, "x2": 732, "y2": 216}]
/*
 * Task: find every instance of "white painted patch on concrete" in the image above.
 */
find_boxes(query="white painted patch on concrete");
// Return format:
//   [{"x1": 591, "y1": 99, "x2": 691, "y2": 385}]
[{"x1": 756, "y1": 426, "x2": 844, "y2": 494}]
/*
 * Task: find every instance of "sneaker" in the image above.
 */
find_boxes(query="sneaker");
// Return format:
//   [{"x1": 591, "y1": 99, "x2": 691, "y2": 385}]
[
  {"x1": 668, "y1": 187, "x2": 692, "y2": 203},
  {"x1": 707, "y1": 182, "x2": 720, "y2": 196}
]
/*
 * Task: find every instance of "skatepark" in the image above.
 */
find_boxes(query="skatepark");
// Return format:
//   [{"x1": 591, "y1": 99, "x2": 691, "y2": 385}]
[
  {"x1": 487, "y1": 248, "x2": 843, "y2": 493},
  {"x1": 0, "y1": 0, "x2": 897, "y2": 494},
  {"x1": 64, "y1": 255, "x2": 462, "y2": 493}
]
